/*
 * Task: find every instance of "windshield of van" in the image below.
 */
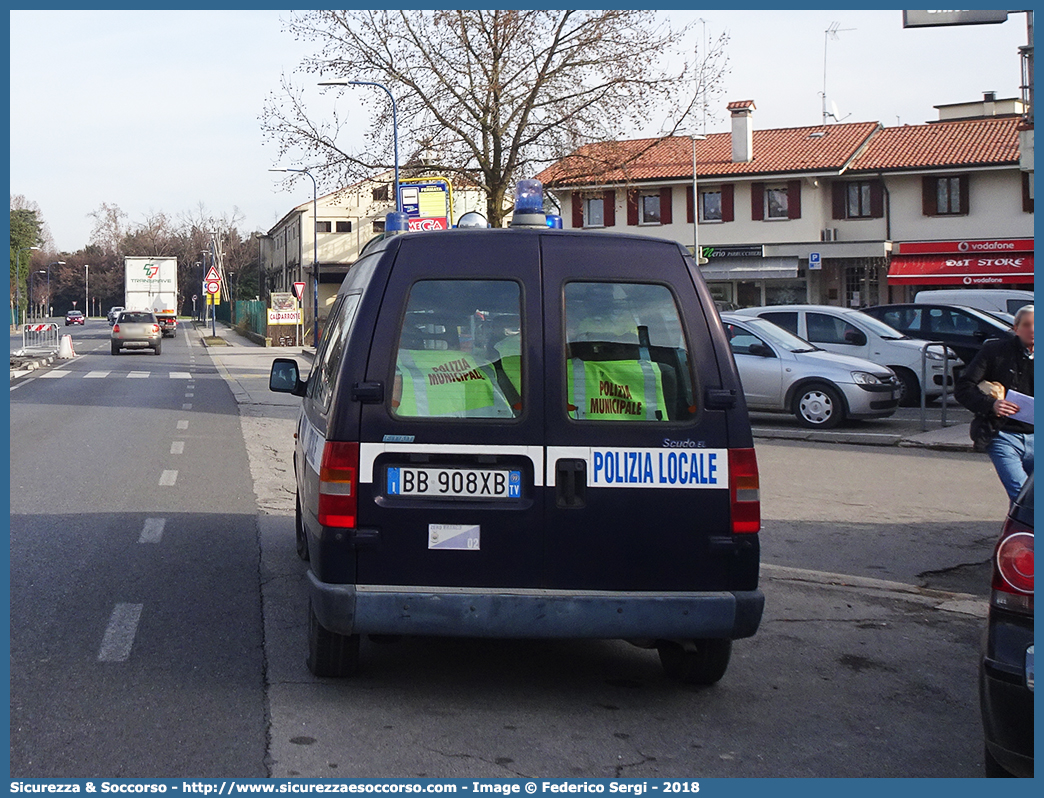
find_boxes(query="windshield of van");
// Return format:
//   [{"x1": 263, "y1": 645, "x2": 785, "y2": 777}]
[
  {"x1": 736, "y1": 317, "x2": 819, "y2": 353},
  {"x1": 391, "y1": 280, "x2": 523, "y2": 419},
  {"x1": 850, "y1": 311, "x2": 909, "y2": 340}
]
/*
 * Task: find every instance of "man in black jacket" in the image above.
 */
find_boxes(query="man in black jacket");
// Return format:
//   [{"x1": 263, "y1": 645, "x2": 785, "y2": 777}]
[{"x1": 954, "y1": 305, "x2": 1034, "y2": 501}]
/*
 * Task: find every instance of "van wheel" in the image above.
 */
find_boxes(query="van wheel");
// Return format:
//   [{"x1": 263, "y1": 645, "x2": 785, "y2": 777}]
[
  {"x1": 657, "y1": 639, "x2": 732, "y2": 685},
  {"x1": 295, "y1": 493, "x2": 309, "y2": 561},
  {"x1": 793, "y1": 383, "x2": 843, "y2": 429},
  {"x1": 307, "y1": 600, "x2": 360, "y2": 678},
  {"x1": 894, "y1": 368, "x2": 920, "y2": 407},
  {"x1": 110, "y1": 342, "x2": 120, "y2": 355}
]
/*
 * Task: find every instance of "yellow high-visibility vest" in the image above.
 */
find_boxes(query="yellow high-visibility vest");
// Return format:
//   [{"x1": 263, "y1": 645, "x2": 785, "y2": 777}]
[
  {"x1": 396, "y1": 349, "x2": 513, "y2": 418},
  {"x1": 567, "y1": 358, "x2": 666, "y2": 421}
]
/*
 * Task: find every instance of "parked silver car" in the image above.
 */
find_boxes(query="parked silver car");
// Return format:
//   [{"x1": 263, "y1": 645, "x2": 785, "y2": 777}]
[
  {"x1": 721, "y1": 313, "x2": 900, "y2": 429},
  {"x1": 111, "y1": 311, "x2": 162, "y2": 356}
]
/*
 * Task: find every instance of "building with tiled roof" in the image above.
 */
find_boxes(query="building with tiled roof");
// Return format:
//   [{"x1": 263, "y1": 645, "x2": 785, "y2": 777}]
[{"x1": 538, "y1": 95, "x2": 1032, "y2": 309}]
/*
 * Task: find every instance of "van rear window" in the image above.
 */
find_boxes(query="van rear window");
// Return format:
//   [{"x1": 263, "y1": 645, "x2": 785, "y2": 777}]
[
  {"x1": 564, "y1": 282, "x2": 696, "y2": 423},
  {"x1": 391, "y1": 280, "x2": 523, "y2": 419}
]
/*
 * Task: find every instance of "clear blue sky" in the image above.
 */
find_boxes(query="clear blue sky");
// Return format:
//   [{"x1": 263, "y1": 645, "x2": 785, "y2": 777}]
[{"x1": 10, "y1": 9, "x2": 1030, "y2": 252}]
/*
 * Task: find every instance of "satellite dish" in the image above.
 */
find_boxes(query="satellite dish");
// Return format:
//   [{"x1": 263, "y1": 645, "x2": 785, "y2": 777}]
[{"x1": 830, "y1": 100, "x2": 841, "y2": 120}]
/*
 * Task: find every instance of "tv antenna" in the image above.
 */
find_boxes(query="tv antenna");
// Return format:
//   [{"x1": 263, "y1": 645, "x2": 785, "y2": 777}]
[{"x1": 822, "y1": 21, "x2": 855, "y2": 124}]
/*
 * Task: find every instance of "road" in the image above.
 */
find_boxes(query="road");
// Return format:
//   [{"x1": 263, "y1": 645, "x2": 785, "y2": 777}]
[{"x1": 10, "y1": 324, "x2": 1009, "y2": 778}]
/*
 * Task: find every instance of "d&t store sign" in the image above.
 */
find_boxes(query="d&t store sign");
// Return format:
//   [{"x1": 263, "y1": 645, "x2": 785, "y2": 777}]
[{"x1": 887, "y1": 239, "x2": 1034, "y2": 287}]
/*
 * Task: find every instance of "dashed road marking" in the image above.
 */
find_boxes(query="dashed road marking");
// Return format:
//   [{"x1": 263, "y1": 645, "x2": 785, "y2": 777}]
[
  {"x1": 177, "y1": 420, "x2": 189, "y2": 430},
  {"x1": 39, "y1": 370, "x2": 71, "y2": 379},
  {"x1": 169, "y1": 372, "x2": 192, "y2": 379},
  {"x1": 170, "y1": 441, "x2": 185, "y2": 454},
  {"x1": 182, "y1": 403, "x2": 192, "y2": 410},
  {"x1": 185, "y1": 392, "x2": 194, "y2": 398},
  {"x1": 97, "y1": 603, "x2": 143, "y2": 662},
  {"x1": 138, "y1": 517, "x2": 166, "y2": 544},
  {"x1": 127, "y1": 371, "x2": 150, "y2": 379},
  {"x1": 84, "y1": 371, "x2": 110, "y2": 379},
  {"x1": 159, "y1": 470, "x2": 178, "y2": 486}
]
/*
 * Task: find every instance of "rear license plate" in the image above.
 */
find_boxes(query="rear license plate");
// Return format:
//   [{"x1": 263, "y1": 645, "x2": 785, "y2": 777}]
[{"x1": 386, "y1": 467, "x2": 522, "y2": 499}]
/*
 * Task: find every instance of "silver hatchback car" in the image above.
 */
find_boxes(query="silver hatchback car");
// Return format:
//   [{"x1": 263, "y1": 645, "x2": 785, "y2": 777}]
[
  {"x1": 721, "y1": 313, "x2": 899, "y2": 429},
  {"x1": 111, "y1": 310, "x2": 162, "y2": 356}
]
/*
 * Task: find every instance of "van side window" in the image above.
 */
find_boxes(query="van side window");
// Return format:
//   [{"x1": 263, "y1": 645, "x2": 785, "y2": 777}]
[
  {"x1": 564, "y1": 282, "x2": 696, "y2": 422},
  {"x1": 308, "y1": 294, "x2": 362, "y2": 411},
  {"x1": 391, "y1": 280, "x2": 523, "y2": 419},
  {"x1": 759, "y1": 311, "x2": 798, "y2": 335}
]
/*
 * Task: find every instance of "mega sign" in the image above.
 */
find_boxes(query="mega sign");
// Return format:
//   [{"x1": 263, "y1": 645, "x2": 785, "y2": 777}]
[{"x1": 407, "y1": 217, "x2": 449, "y2": 232}]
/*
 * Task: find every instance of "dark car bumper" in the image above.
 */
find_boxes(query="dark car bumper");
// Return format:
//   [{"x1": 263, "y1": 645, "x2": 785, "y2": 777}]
[
  {"x1": 308, "y1": 570, "x2": 765, "y2": 641},
  {"x1": 980, "y1": 609, "x2": 1034, "y2": 777}
]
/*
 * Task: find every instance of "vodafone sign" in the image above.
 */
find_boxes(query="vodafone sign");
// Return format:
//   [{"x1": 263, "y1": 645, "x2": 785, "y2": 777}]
[
  {"x1": 407, "y1": 217, "x2": 448, "y2": 232},
  {"x1": 897, "y1": 239, "x2": 1033, "y2": 255}
]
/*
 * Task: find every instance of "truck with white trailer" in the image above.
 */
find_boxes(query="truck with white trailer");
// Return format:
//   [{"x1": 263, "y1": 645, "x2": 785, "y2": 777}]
[{"x1": 125, "y1": 256, "x2": 178, "y2": 337}]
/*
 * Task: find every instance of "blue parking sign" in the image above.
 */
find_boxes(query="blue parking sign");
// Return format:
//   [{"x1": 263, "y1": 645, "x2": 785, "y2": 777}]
[{"x1": 809, "y1": 252, "x2": 822, "y2": 270}]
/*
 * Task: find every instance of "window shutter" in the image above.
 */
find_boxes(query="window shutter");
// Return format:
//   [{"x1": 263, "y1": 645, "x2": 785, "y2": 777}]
[
  {"x1": 571, "y1": 192, "x2": 583, "y2": 228},
  {"x1": 787, "y1": 180, "x2": 802, "y2": 219},
  {"x1": 603, "y1": 190, "x2": 616, "y2": 227},
  {"x1": 869, "y1": 181, "x2": 885, "y2": 218},
  {"x1": 686, "y1": 186, "x2": 694, "y2": 224},
  {"x1": 958, "y1": 175, "x2": 970, "y2": 215},
  {"x1": 659, "y1": 187, "x2": 673, "y2": 225},
  {"x1": 921, "y1": 176, "x2": 936, "y2": 216},
  {"x1": 1023, "y1": 172, "x2": 1034, "y2": 213},
  {"x1": 832, "y1": 182, "x2": 846, "y2": 219},
  {"x1": 721, "y1": 184, "x2": 735, "y2": 222},
  {"x1": 627, "y1": 190, "x2": 639, "y2": 226},
  {"x1": 751, "y1": 183, "x2": 765, "y2": 220}
]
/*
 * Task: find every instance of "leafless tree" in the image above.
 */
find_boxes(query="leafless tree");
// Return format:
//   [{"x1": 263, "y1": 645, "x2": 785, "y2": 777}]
[{"x1": 262, "y1": 10, "x2": 728, "y2": 226}]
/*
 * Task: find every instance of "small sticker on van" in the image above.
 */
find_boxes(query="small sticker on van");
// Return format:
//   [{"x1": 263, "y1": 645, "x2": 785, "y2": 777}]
[
  {"x1": 428, "y1": 524, "x2": 481, "y2": 550},
  {"x1": 383, "y1": 434, "x2": 416, "y2": 443}
]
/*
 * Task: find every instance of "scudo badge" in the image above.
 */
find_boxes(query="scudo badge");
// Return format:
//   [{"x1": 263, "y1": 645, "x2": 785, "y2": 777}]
[{"x1": 662, "y1": 438, "x2": 704, "y2": 449}]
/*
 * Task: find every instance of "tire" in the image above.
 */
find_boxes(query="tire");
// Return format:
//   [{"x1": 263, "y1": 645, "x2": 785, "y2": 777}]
[
  {"x1": 792, "y1": 383, "x2": 844, "y2": 429},
  {"x1": 657, "y1": 639, "x2": 732, "y2": 685},
  {"x1": 307, "y1": 600, "x2": 360, "y2": 678},
  {"x1": 295, "y1": 492, "x2": 309, "y2": 561},
  {"x1": 984, "y1": 745, "x2": 1015, "y2": 778},
  {"x1": 110, "y1": 342, "x2": 120, "y2": 355},
  {"x1": 894, "y1": 368, "x2": 921, "y2": 407},
  {"x1": 153, "y1": 341, "x2": 162, "y2": 356}
]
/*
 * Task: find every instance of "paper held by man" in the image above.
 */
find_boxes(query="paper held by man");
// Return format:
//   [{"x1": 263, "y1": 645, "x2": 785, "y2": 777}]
[{"x1": 979, "y1": 380, "x2": 1034, "y2": 425}]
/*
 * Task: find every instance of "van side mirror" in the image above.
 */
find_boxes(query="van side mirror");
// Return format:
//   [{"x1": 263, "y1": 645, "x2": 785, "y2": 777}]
[
  {"x1": 844, "y1": 329, "x2": 867, "y2": 346},
  {"x1": 270, "y1": 358, "x2": 307, "y2": 397}
]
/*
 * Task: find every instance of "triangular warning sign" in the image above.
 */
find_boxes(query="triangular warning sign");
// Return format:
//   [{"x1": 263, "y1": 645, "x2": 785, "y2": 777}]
[{"x1": 205, "y1": 266, "x2": 221, "y2": 283}]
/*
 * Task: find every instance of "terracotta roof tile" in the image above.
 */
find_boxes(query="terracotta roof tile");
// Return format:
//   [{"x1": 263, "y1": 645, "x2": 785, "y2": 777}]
[
  {"x1": 847, "y1": 117, "x2": 1020, "y2": 172},
  {"x1": 536, "y1": 122, "x2": 880, "y2": 186},
  {"x1": 726, "y1": 100, "x2": 755, "y2": 110}
]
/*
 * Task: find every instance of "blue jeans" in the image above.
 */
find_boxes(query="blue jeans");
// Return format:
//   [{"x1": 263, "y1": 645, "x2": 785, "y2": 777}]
[{"x1": 986, "y1": 431, "x2": 1034, "y2": 502}]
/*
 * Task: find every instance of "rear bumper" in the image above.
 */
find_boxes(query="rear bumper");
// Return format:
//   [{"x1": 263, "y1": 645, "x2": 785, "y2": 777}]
[{"x1": 308, "y1": 571, "x2": 764, "y2": 641}]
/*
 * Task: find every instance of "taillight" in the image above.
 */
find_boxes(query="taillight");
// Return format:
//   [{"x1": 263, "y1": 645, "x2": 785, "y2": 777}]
[
  {"x1": 318, "y1": 441, "x2": 359, "y2": 528},
  {"x1": 729, "y1": 448, "x2": 760, "y2": 533},
  {"x1": 152, "y1": 324, "x2": 160, "y2": 333},
  {"x1": 112, "y1": 324, "x2": 120, "y2": 333},
  {"x1": 991, "y1": 517, "x2": 1034, "y2": 614}
]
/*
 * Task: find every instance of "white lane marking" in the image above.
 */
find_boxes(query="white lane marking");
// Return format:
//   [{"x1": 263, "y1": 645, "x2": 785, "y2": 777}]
[
  {"x1": 185, "y1": 392, "x2": 194, "y2": 398},
  {"x1": 127, "y1": 371, "x2": 150, "y2": 379},
  {"x1": 181, "y1": 403, "x2": 192, "y2": 410},
  {"x1": 177, "y1": 420, "x2": 189, "y2": 430},
  {"x1": 84, "y1": 371, "x2": 110, "y2": 379},
  {"x1": 159, "y1": 470, "x2": 178, "y2": 486},
  {"x1": 97, "y1": 603, "x2": 143, "y2": 662},
  {"x1": 138, "y1": 517, "x2": 166, "y2": 543},
  {"x1": 169, "y1": 372, "x2": 192, "y2": 379},
  {"x1": 170, "y1": 441, "x2": 185, "y2": 454},
  {"x1": 39, "y1": 370, "x2": 70, "y2": 379},
  {"x1": 186, "y1": 383, "x2": 195, "y2": 389}
]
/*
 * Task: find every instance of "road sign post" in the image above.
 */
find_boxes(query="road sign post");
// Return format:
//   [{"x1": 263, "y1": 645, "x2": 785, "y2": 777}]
[
  {"x1": 293, "y1": 282, "x2": 307, "y2": 347},
  {"x1": 204, "y1": 268, "x2": 222, "y2": 337}
]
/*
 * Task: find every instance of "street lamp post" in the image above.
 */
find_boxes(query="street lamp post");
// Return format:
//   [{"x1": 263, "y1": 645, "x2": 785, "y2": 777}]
[
  {"x1": 34, "y1": 270, "x2": 46, "y2": 321},
  {"x1": 318, "y1": 79, "x2": 401, "y2": 213},
  {"x1": 690, "y1": 134, "x2": 707, "y2": 265},
  {"x1": 270, "y1": 167, "x2": 320, "y2": 347},
  {"x1": 45, "y1": 261, "x2": 64, "y2": 319},
  {"x1": 13, "y1": 245, "x2": 40, "y2": 327},
  {"x1": 84, "y1": 265, "x2": 89, "y2": 320}
]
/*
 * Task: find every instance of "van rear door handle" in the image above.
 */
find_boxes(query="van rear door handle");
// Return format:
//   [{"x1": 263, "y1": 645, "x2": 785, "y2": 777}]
[
  {"x1": 555, "y1": 459, "x2": 587, "y2": 509},
  {"x1": 705, "y1": 388, "x2": 737, "y2": 409},
  {"x1": 352, "y1": 382, "x2": 384, "y2": 403}
]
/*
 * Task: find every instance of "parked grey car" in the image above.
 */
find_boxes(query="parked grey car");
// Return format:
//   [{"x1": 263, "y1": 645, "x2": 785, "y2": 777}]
[
  {"x1": 111, "y1": 311, "x2": 162, "y2": 355},
  {"x1": 721, "y1": 313, "x2": 900, "y2": 429}
]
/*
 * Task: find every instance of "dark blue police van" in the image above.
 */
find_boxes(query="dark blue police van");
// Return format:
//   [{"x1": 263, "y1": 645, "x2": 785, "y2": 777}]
[{"x1": 270, "y1": 184, "x2": 764, "y2": 684}]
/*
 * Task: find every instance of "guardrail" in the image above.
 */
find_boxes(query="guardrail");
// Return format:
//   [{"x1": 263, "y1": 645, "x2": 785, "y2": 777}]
[
  {"x1": 919, "y1": 340, "x2": 952, "y2": 432},
  {"x1": 21, "y1": 322, "x2": 59, "y2": 355}
]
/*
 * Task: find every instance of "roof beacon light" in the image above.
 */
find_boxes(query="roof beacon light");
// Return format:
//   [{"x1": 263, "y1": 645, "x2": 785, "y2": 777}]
[
  {"x1": 545, "y1": 214, "x2": 563, "y2": 229},
  {"x1": 386, "y1": 211, "x2": 410, "y2": 235},
  {"x1": 510, "y1": 179, "x2": 547, "y2": 228}
]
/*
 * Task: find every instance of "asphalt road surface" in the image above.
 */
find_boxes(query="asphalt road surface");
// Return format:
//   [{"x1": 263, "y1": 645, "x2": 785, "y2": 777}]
[
  {"x1": 10, "y1": 325, "x2": 1009, "y2": 778},
  {"x1": 10, "y1": 322, "x2": 266, "y2": 777}
]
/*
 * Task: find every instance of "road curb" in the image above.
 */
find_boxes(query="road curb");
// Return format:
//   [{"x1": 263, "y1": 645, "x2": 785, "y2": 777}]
[
  {"x1": 10, "y1": 353, "x2": 56, "y2": 378},
  {"x1": 753, "y1": 428, "x2": 973, "y2": 452},
  {"x1": 761, "y1": 562, "x2": 987, "y2": 617}
]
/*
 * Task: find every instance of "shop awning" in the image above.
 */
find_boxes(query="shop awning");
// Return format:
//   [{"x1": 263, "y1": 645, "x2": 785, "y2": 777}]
[
  {"x1": 700, "y1": 256, "x2": 799, "y2": 282},
  {"x1": 888, "y1": 253, "x2": 1034, "y2": 285}
]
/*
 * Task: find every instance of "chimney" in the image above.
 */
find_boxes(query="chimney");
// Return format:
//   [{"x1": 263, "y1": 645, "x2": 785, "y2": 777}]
[
  {"x1": 727, "y1": 100, "x2": 755, "y2": 163},
  {"x1": 983, "y1": 90, "x2": 997, "y2": 117}
]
